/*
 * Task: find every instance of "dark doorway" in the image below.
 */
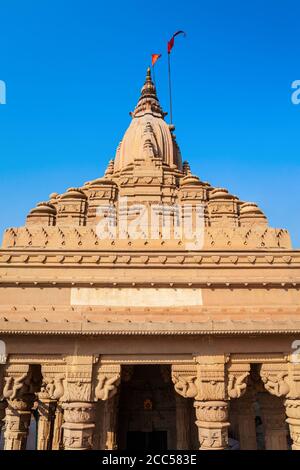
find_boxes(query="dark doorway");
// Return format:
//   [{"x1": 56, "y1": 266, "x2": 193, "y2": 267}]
[
  {"x1": 127, "y1": 431, "x2": 168, "y2": 451},
  {"x1": 117, "y1": 365, "x2": 176, "y2": 449}
]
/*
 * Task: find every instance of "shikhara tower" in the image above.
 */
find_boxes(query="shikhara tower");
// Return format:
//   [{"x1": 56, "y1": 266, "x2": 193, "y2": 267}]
[{"x1": 0, "y1": 69, "x2": 299, "y2": 451}]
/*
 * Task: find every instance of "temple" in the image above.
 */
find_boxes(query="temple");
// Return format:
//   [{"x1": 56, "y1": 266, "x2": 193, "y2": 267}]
[{"x1": 0, "y1": 68, "x2": 300, "y2": 451}]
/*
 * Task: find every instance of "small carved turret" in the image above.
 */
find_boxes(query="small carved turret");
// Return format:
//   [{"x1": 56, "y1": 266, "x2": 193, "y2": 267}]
[
  {"x1": 208, "y1": 188, "x2": 239, "y2": 227},
  {"x1": 56, "y1": 188, "x2": 87, "y2": 226},
  {"x1": 26, "y1": 202, "x2": 56, "y2": 226},
  {"x1": 239, "y1": 202, "x2": 267, "y2": 227},
  {"x1": 85, "y1": 178, "x2": 118, "y2": 225}
]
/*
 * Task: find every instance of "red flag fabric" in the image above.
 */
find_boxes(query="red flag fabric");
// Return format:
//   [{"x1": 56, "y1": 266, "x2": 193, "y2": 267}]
[
  {"x1": 151, "y1": 53, "x2": 162, "y2": 66},
  {"x1": 167, "y1": 30, "x2": 186, "y2": 54}
]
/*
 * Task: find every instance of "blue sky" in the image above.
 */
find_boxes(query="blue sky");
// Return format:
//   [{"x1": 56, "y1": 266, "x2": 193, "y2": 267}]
[{"x1": 0, "y1": 0, "x2": 299, "y2": 246}]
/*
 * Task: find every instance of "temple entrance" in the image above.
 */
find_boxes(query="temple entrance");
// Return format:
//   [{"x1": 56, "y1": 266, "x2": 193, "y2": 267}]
[{"x1": 117, "y1": 365, "x2": 177, "y2": 450}]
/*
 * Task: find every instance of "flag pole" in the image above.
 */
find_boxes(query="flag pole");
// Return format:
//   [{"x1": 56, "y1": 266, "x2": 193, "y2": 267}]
[
  {"x1": 168, "y1": 52, "x2": 173, "y2": 124},
  {"x1": 152, "y1": 64, "x2": 156, "y2": 87}
]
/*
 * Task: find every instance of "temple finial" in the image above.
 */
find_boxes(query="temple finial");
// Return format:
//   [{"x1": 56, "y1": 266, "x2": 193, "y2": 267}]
[
  {"x1": 131, "y1": 68, "x2": 167, "y2": 119},
  {"x1": 146, "y1": 67, "x2": 152, "y2": 81}
]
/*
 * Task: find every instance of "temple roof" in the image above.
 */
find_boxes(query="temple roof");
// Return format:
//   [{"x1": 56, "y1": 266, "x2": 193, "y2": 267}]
[{"x1": 0, "y1": 68, "x2": 292, "y2": 250}]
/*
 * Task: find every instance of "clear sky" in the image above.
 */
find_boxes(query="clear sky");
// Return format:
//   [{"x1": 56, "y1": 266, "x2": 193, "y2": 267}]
[{"x1": 0, "y1": 0, "x2": 299, "y2": 246}]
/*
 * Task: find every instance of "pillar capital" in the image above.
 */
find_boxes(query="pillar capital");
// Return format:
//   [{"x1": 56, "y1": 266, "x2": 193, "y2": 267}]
[
  {"x1": 172, "y1": 357, "x2": 251, "y2": 402},
  {"x1": 61, "y1": 355, "x2": 95, "y2": 403},
  {"x1": 195, "y1": 356, "x2": 227, "y2": 401}
]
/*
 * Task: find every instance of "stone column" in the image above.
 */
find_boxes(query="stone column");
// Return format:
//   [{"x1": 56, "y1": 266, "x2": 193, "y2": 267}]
[
  {"x1": 259, "y1": 393, "x2": 288, "y2": 450},
  {"x1": 2, "y1": 363, "x2": 41, "y2": 451},
  {"x1": 4, "y1": 395, "x2": 35, "y2": 450},
  {"x1": 228, "y1": 400, "x2": 239, "y2": 441},
  {"x1": 175, "y1": 394, "x2": 190, "y2": 450},
  {"x1": 40, "y1": 361, "x2": 66, "y2": 451},
  {"x1": 94, "y1": 363, "x2": 121, "y2": 449},
  {"x1": 52, "y1": 403, "x2": 64, "y2": 450},
  {"x1": 172, "y1": 356, "x2": 240, "y2": 451},
  {"x1": 260, "y1": 360, "x2": 300, "y2": 451},
  {"x1": 36, "y1": 398, "x2": 57, "y2": 450},
  {"x1": 104, "y1": 394, "x2": 119, "y2": 450},
  {"x1": 194, "y1": 400, "x2": 229, "y2": 450},
  {"x1": 285, "y1": 399, "x2": 300, "y2": 450},
  {"x1": 233, "y1": 393, "x2": 257, "y2": 450},
  {"x1": 0, "y1": 366, "x2": 6, "y2": 434},
  {"x1": 62, "y1": 402, "x2": 96, "y2": 450}
]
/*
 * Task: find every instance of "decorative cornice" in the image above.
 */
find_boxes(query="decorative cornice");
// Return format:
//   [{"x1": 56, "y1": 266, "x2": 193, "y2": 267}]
[
  {"x1": 0, "y1": 249, "x2": 300, "y2": 269},
  {"x1": 1, "y1": 328, "x2": 300, "y2": 336}
]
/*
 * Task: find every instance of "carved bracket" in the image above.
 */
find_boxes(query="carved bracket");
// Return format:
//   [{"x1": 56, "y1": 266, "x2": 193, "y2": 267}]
[
  {"x1": 94, "y1": 364, "x2": 121, "y2": 401},
  {"x1": 3, "y1": 364, "x2": 42, "y2": 401},
  {"x1": 171, "y1": 364, "x2": 197, "y2": 398},
  {"x1": 260, "y1": 363, "x2": 291, "y2": 398},
  {"x1": 227, "y1": 362, "x2": 250, "y2": 399},
  {"x1": 40, "y1": 363, "x2": 66, "y2": 401}
]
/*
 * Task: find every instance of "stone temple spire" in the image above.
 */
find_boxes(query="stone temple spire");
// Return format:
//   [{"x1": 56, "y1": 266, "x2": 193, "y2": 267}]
[
  {"x1": 131, "y1": 67, "x2": 166, "y2": 119},
  {"x1": 113, "y1": 68, "x2": 182, "y2": 172}
]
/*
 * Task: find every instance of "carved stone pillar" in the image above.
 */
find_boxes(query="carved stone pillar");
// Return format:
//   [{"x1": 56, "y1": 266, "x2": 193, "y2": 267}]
[
  {"x1": 58, "y1": 356, "x2": 96, "y2": 450},
  {"x1": 172, "y1": 357, "x2": 232, "y2": 450},
  {"x1": 94, "y1": 363, "x2": 121, "y2": 450},
  {"x1": 259, "y1": 393, "x2": 288, "y2": 450},
  {"x1": 228, "y1": 400, "x2": 239, "y2": 440},
  {"x1": 196, "y1": 357, "x2": 231, "y2": 450},
  {"x1": 285, "y1": 399, "x2": 300, "y2": 450},
  {"x1": 194, "y1": 400, "x2": 228, "y2": 450},
  {"x1": 103, "y1": 393, "x2": 119, "y2": 450},
  {"x1": 175, "y1": 394, "x2": 190, "y2": 450},
  {"x1": 259, "y1": 361, "x2": 300, "y2": 450},
  {"x1": 62, "y1": 402, "x2": 96, "y2": 450},
  {"x1": 4, "y1": 395, "x2": 35, "y2": 450},
  {"x1": 2, "y1": 363, "x2": 41, "y2": 450},
  {"x1": 0, "y1": 366, "x2": 6, "y2": 433},
  {"x1": 227, "y1": 361, "x2": 251, "y2": 448},
  {"x1": 52, "y1": 403, "x2": 64, "y2": 450},
  {"x1": 36, "y1": 398, "x2": 56, "y2": 450},
  {"x1": 232, "y1": 393, "x2": 257, "y2": 449},
  {"x1": 40, "y1": 361, "x2": 65, "y2": 450}
]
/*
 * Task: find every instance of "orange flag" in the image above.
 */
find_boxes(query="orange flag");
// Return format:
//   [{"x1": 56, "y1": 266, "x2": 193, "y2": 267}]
[{"x1": 151, "y1": 53, "x2": 162, "y2": 66}]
